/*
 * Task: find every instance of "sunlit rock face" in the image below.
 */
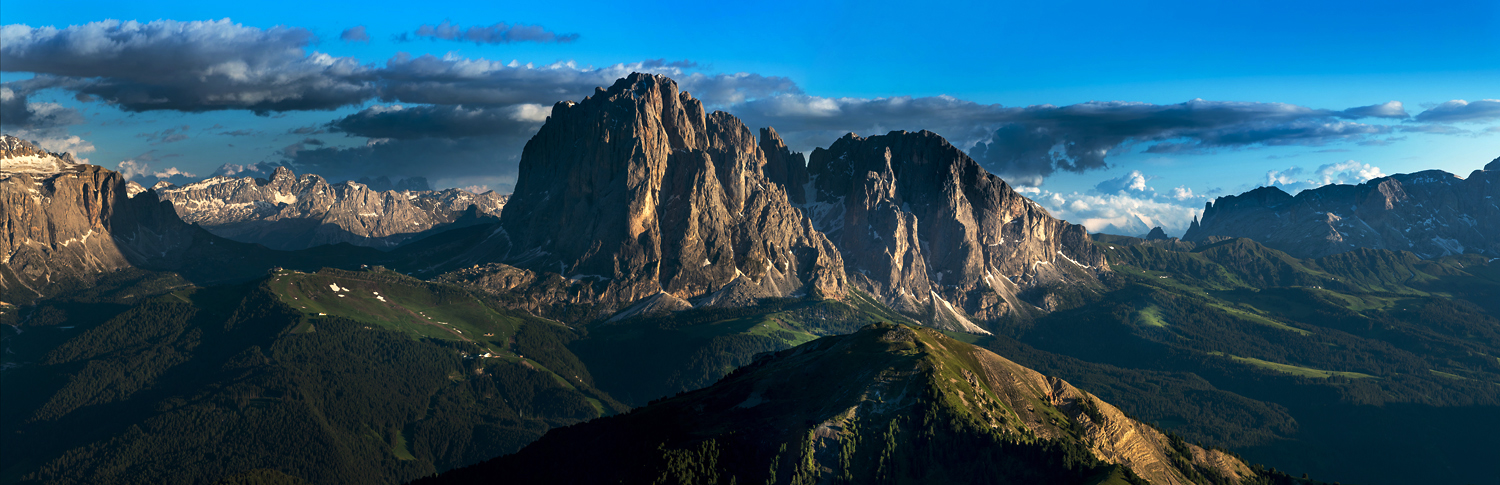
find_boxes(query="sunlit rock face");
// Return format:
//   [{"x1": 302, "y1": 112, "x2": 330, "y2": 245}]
[
  {"x1": 2, "y1": 135, "x2": 198, "y2": 298},
  {"x1": 802, "y1": 130, "x2": 1108, "y2": 329},
  {"x1": 490, "y1": 73, "x2": 847, "y2": 320}
]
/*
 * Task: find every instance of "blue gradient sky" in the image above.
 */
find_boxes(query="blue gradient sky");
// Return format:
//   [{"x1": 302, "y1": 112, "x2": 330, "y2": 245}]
[{"x1": 3, "y1": 0, "x2": 1497, "y2": 235}]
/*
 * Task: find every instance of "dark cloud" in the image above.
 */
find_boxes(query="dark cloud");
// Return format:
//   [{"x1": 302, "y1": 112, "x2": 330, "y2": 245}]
[
  {"x1": 282, "y1": 103, "x2": 543, "y2": 190},
  {"x1": 340, "y1": 26, "x2": 370, "y2": 43},
  {"x1": 374, "y1": 54, "x2": 794, "y2": 108},
  {"x1": 0, "y1": 83, "x2": 85, "y2": 135},
  {"x1": 288, "y1": 125, "x2": 327, "y2": 135},
  {"x1": 1414, "y1": 99, "x2": 1500, "y2": 123},
  {"x1": 737, "y1": 95, "x2": 1400, "y2": 186},
  {"x1": 1, "y1": 19, "x2": 377, "y2": 113},
  {"x1": 329, "y1": 104, "x2": 545, "y2": 140},
  {"x1": 217, "y1": 129, "x2": 259, "y2": 136},
  {"x1": 408, "y1": 20, "x2": 578, "y2": 44},
  {"x1": 286, "y1": 136, "x2": 526, "y2": 192}
]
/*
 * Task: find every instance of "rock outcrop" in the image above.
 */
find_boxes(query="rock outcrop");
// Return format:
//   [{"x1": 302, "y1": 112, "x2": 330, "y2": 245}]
[
  {"x1": 2, "y1": 136, "x2": 199, "y2": 299},
  {"x1": 1183, "y1": 163, "x2": 1500, "y2": 259},
  {"x1": 155, "y1": 167, "x2": 506, "y2": 250},
  {"x1": 801, "y1": 131, "x2": 1107, "y2": 328},
  {"x1": 483, "y1": 73, "x2": 846, "y2": 319}
]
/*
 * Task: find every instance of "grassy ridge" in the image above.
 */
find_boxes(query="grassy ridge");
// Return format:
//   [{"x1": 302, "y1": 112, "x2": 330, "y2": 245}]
[{"x1": 0, "y1": 269, "x2": 626, "y2": 485}]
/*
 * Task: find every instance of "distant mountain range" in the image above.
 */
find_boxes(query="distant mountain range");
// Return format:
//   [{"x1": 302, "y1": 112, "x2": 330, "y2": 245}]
[
  {"x1": 153, "y1": 167, "x2": 506, "y2": 251},
  {"x1": 1184, "y1": 158, "x2": 1499, "y2": 259}
]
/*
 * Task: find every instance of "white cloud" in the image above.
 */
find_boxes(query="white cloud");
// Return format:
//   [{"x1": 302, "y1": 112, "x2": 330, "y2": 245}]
[
  {"x1": 1094, "y1": 170, "x2": 1152, "y2": 193},
  {"x1": 1265, "y1": 160, "x2": 1385, "y2": 193},
  {"x1": 1169, "y1": 186, "x2": 1195, "y2": 201},
  {"x1": 1031, "y1": 188, "x2": 1203, "y2": 237}
]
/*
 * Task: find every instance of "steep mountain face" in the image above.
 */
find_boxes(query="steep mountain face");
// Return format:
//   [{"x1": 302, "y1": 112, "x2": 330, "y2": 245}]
[
  {"x1": 420, "y1": 324, "x2": 1264, "y2": 485},
  {"x1": 1183, "y1": 163, "x2": 1500, "y2": 259},
  {"x1": 484, "y1": 73, "x2": 846, "y2": 319},
  {"x1": 1, "y1": 136, "x2": 200, "y2": 299},
  {"x1": 803, "y1": 131, "x2": 1107, "y2": 329},
  {"x1": 155, "y1": 167, "x2": 507, "y2": 251}
]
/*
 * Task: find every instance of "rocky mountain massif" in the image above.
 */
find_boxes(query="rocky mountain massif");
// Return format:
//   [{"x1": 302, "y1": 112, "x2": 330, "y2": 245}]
[
  {"x1": 428, "y1": 74, "x2": 849, "y2": 322},
  {"x1": 2, "y1": 136, "x2": 201, "y2": 300},
  {"x1": 1183, "y1": 158, "x2": 1500, "y2": 259},
  {"x1": 800, "y1": 131, "x2": 1107, "y2": 328},
  {"x1": 420, "y1": 74, "x2": 1111, "y2": 331},
  {"x1": 155, "y1": 167, "x2": 506, "y2": 251},
  {"x1": 421, "y1": 324, "x2": 1275, "y2": 485}
]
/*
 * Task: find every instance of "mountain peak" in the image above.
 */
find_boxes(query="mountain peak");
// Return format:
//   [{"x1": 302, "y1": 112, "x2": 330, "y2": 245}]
[
  {"x1": 0, "y1": 134, "x2": 83, "y2": 174},
  {"x1": 493, "y1": 73, "x2": 846, "y2": 319},
  {"x1": 1486, "y1": 156, "x2": 1499, "y2": 172},
  {"x1": 804, "y1": 128, "x2": 1107, "y2": 326}
]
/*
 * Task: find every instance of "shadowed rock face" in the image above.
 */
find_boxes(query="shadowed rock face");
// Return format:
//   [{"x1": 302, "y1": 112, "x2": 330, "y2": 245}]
[
  {"x1": 492, "y1": 73, "x2": 846, "y2": 318},
  {"x1": 155, "y1": 167, "x2": 506, "y2": 250},
  {"x1": 2, "y1": 137, "x2": 199, "y2": 298},
  {"x1": 1184, "y1": 164, "x2": 1500, "y2": 259},
  {"x1": 802, "y1": 131, "x2": 1108, "y2": 327}
]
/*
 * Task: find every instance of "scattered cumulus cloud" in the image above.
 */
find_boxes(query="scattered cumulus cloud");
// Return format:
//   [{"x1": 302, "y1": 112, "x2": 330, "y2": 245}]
[
  {"x1": 1265, "y1": 160, "x2": 1386, "y2": 193},
  {"x1": 404, "y1": 20, "x2": 579, "y2": 44},
  {"x1": 212, "y1": 161, "x2": 284, "y2": 178},
  {"x1": 117, "y1": 151, "x2": 196, "y2": 185},
  {"x1": 1093, "y1": 170, "x2": 1151, "y2": 193}
]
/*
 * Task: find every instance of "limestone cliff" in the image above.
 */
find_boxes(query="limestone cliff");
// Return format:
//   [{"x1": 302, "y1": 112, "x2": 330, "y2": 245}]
[
  {"x1": 803, "y1": 131, "x2": 1107, "y2": 328},
  {"x1": 2, "y1": 136, "x2": 197, "y2": 299},
  {"x1": 478, "y1": 73, "x2": 846, "y2": 319}
]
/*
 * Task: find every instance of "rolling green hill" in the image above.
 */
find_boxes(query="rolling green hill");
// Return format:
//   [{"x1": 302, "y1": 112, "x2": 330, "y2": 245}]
[
  {"x1": 0, "y1": 268, "x2": 624, "y2": 485},
  {"x1": 417, "y1": 324, "x2": 1322, "y2": 485},
  {"x1": 989, "y1": 234, "x2": 1500, "y2": 484}
]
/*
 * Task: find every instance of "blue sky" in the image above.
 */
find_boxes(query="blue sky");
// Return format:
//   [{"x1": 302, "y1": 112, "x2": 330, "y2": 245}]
[{"x1": 3, "y1": 0, "x2": 1497, "y2": 236}]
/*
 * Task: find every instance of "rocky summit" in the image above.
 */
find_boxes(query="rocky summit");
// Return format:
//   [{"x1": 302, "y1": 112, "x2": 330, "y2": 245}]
[
  {"x1": 470, "y1": 73, "x2": 846, "y2": 319},
  {"x1": 155, "y1": 167, "x2": 506, "y2": 250},
  {"x1": 803, "y1": 131, "x2": 1108, "y2": 329},
  {"x1": 419, "y1": 324, "x2": 1258, "y2": 485},
  {"x1": 1183, "y1": 164, "x2": 1500, "y2": 259},
  {"x1": 1, "y1": 136, "x2": 203, "y2": 298}
]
